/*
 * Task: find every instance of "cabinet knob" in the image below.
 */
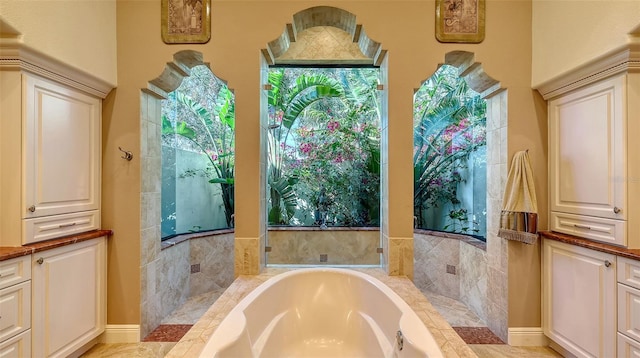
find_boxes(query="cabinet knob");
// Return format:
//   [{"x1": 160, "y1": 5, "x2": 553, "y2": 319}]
[
  {"x1": 36, "y1": 257, "x2": 44, "y2": 265},
  {"x1": 28, "y1": 205, "x2": 36, "y2": 213},
  {"x1": 613, "y1": 206, "x2": 621, "y2": 214},
  {"x1": 604, "y1": 260, "x2": 612, "y2": 268}
]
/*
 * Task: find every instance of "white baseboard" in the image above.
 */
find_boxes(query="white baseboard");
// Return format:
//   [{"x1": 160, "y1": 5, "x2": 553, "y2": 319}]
[
  {"x1": 508, "y1": 327, "x2": 548, "y2": 346},
  {"x1": 99, "y1": 324, "x2": 140, "y2": 343}
]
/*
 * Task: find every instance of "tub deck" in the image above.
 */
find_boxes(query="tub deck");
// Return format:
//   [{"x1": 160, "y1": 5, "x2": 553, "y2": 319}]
[{"x1": 165, "y1": 268, "x2": 478, "y2": 358}]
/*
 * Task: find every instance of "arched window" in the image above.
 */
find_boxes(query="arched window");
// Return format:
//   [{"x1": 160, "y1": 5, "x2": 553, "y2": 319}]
[
  {"x1": 413, "y1": 64, "x2": 487, "y2": 239},
  {"x1": 161, "y1": 65, "x2": 235, "y2": 239}
]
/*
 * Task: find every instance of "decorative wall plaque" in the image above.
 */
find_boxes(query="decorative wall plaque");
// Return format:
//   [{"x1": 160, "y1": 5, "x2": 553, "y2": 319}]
[
  {"x1": 162, "y1": 0, "x2": 211, "y2": 44},
  {"x1": 436, "y1": 0, "x2": 485, "y2": 43}
]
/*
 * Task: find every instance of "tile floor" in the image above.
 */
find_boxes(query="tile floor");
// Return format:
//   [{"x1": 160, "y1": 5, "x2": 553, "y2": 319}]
[{"x1": 82, "y1": 278, "x2": 563, "y2": 358}]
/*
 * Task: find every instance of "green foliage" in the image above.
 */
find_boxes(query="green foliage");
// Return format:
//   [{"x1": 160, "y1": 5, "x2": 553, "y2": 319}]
[
  {"x1": 162, "y1": 66, "x2": 235, "y2": 228},
  {"x1": 267, "y1": 68, "x2": 349, "y2": 225},
  {"x1": 267, "y1": 67, "x2": 381, "y2": 227},
  {"x1": 413, "y1": 65, "x2": 486, "y2": 235}
]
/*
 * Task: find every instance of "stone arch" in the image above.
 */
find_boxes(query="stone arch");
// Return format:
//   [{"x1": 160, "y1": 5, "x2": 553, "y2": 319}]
[
  {"x1": 255, "y1": 6, "x2": 392, "y2": 276},
  {"x1": 139, "y1": 49, "x2": 235, "y2": 338},
  {"x1": 262, "y1": 6, "x2": 386, "y2": 66},
  {"x1": 414, "y1": 50, "x2": 509, "y2": 340},
  {"x1": 143, "y1": 50, "x2": 232, "y2": 99},
  {"x1": 417, "y1": 50, "x2": 502, "y2": 99}
]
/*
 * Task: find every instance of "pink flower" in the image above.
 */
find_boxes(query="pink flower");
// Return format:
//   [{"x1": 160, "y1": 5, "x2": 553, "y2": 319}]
[
  {"x1": 327, "y1": 121, "x2": 340, "y2": 133},
  {"x1": 206, "y1": 150, "x2": 218, "y2": 161},
  {"x1": 300, "y1": 142, "x2": 313, "y2": 154}
]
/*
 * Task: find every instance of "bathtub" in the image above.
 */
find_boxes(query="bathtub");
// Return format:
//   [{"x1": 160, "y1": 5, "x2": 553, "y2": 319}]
[{"x1": 199, "y1": 268, "x2": 444, "y2": 357}]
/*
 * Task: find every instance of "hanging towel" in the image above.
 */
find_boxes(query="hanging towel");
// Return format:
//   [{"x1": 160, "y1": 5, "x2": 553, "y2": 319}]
[{"x1": 498, "y1": 150, "x2": 539, "y2": 244}]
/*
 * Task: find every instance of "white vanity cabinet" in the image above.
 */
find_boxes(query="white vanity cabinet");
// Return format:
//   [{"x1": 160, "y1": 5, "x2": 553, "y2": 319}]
[
  {"x1": 617, "y1": 256, "x2": 640, "y2": 357},
  {"x1": 1, "y1": 63, "x2": 104, "y2": 246},
  {"x1": 548, "y1": 74, "x2": 631, "y2": 247},
  {"x1": 0, "y1": 255, "x2": 32, "y2": 358},
  {"x1": 31, "y1": 237, "x2": 106, "y2": 358},
  {"x1": 543, "y1": 48, "x2": 640, "y2": 249},
  {"x1": 22, "y1": 74, "x2": 101, "y2": 243},
  {"x1": 542, "y1": 239, "x2": 617, "y2": 358}
]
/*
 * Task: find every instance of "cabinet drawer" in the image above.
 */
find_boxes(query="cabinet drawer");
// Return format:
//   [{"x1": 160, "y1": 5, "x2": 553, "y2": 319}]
[
  {"x1": 618, "y1": 257, "x2": 640, "y2": 290},
  {"x1": 0, "y1": 281, "x2": 31, "y2": 342},
  {"x1": 550, "y1": 211, "x2": 625, "y2": 246},
  {"x1": 0, "y1": 329, "x2": 31, "y2": 358},
  {"x1": 618, "y1": 283, "x2": 640, "y2": 342},
  {"x1": 23, "y1": 210, "x2": 99, "y2": 244},
  {"x1": 0, "y1": 256, "x2": 30, "y2": 290},
  {"x1": 618, "y1": 332, "x2": 640, "y2": 358}
]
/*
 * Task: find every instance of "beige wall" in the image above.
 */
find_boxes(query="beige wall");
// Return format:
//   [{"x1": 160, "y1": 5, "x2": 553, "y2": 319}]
[
  {"x1": 0, "y1": 0, "x2": 117, "y2": 85},
  {"x1": 105, "y1": 0, "x2": 545, "y2": 327},
  {"x1": 531, "y1": 0, "x2": 640, "y2": 87},
  {"x1": 3, "y1": 0, "x2": 634, "y2": 333}
]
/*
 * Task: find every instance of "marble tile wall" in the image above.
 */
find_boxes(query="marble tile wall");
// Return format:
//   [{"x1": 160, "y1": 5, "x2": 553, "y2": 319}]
[
  {"x1": 189, "y1": 233, "x2": 235, "y2": 297},
  {"x1": 267, "y1": 230, "x2": 380, "y2": 265},
  {"x1": 234, "y1": 238, "x2": 260, "y2": 276},
  {"x1": 140, "y1": 92, "x2": 164, "y2": 338},
  {"x1": 484, "y1": 91, "x2": 509, "y2": 341},
  {"x1": 158, "y1": 241, "x2": 190, "y2": 321},
  {"x1": 388, "y1": 238, "x2": 414, "y2": 279},
  {"x1": 141, "y1": 231, "x2": 236, "y2": 338},
  {"x1": 277, "y1": 27, "x2": 369, "y2": 63},
  {"x1": 414, "y1": 233, "x2": 460, "y2": 299},
  {"x1": 460, "y1": 240, "x2": 488, "y2": 324},
  {"x1": 413, "y1": 232, "x2": 489, "y2": 328},
  {"x1": 140, "y1": 90, "x2": 237, "y2": 338},
  {"x1": 412, "y1": 91, "x2": 508, "y2": 341}
]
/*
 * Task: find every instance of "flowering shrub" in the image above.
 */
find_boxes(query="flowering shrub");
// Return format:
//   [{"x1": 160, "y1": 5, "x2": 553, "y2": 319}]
[
  {"x1": 161, "y1": 65, "x2": 235, "y2": 237},
  {"x1": 413, "y1": 65, "x2": 486, "y2": 237},
  {"x1": 268, "y1": 67, "x2": 381, "y2": 226}
]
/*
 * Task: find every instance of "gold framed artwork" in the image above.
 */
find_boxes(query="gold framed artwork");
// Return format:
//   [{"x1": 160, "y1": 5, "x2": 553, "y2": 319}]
[
  {"x1": 161, "y1": 0, "x2": 211, "y2": 44},
  {"x1": 435, "y1": 0, "x2": 485, "y2": 43}
]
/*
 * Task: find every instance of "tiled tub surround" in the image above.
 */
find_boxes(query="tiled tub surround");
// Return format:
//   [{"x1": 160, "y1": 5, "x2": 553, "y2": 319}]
[
  {"x1": 200, "y1": 268, "x2": 444, "y2": 357},
  {"x1": 266, "y1": 227, "x2": 380, "y2": 265},
  {"x1": 140, "y1": 231, "x2": 234, "y2": 338},
  {"x1": 414, "y1": 231, "x2": 493, "y2": 335},
  {"x1": 166, "y1": 268, "x2": 478, "y2": 358}
]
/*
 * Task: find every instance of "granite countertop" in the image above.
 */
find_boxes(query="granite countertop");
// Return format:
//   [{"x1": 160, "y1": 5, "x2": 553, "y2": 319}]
[
  {"x1": 0, "y1": 229, "x2": 113, "y2": 261},
  {"x1": 539, "y1": 231, "x2": 640, "y2": 261}
]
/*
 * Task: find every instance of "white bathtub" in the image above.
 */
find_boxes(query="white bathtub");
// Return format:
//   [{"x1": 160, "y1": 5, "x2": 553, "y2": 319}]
[{"x1": 199, "y1": 268, "x2": 444, "y2": 357}]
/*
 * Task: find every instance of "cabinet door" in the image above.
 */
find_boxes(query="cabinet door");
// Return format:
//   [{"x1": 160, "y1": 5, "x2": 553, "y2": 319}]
[
  {"x1": 618, "y1": 283, "x2": 640, "y2": 343},
  {"x1": 23, "y1": 74, "x2": 100, "y2": 219},
  {"x1": 32, "y1": 237, "x2": 106, "y2": 358},
  {"x1": 0, "y1": 281, "x2": 30, "y2": 343},
  {"x1": 548, "y1": 74, "x2": 626, "y2": 220},
  {"x1": 0, "y1": 330, "x2": 31, "y2": 358},
  {"x1": 542, "y1": 239, "x2": 616, "y2": 358},
  {"x1": 618, "y1": 332, "x2": 640, "y2": 358}
]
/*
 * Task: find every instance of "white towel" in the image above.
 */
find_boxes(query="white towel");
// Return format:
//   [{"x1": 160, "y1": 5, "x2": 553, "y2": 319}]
[{"x1": 497, "y1": 150, "x2": 539, "y2": 244}]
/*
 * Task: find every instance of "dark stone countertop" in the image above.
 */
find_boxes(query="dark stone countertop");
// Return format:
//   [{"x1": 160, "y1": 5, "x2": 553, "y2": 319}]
[
  {"x1": 540, "y1": 230, "x2": 640, "y2": 261},
  {"x1": 0, "y1": 229, "x2": 113, "y2": 261}
]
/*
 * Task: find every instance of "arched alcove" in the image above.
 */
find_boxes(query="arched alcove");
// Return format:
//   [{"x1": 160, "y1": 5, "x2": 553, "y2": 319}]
[
  {"x1": 413, "y1": 50, "x2": 509, "y2": 340},
  {"x1": 262, "y1": 6, "x2": 386, "y2": 66},
  {"x1": 252, "y1": 6, "x2": 393, "y2": 275},
  {"x1": 139, "y1": 50, "x2": 235, "y2": 338}
]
